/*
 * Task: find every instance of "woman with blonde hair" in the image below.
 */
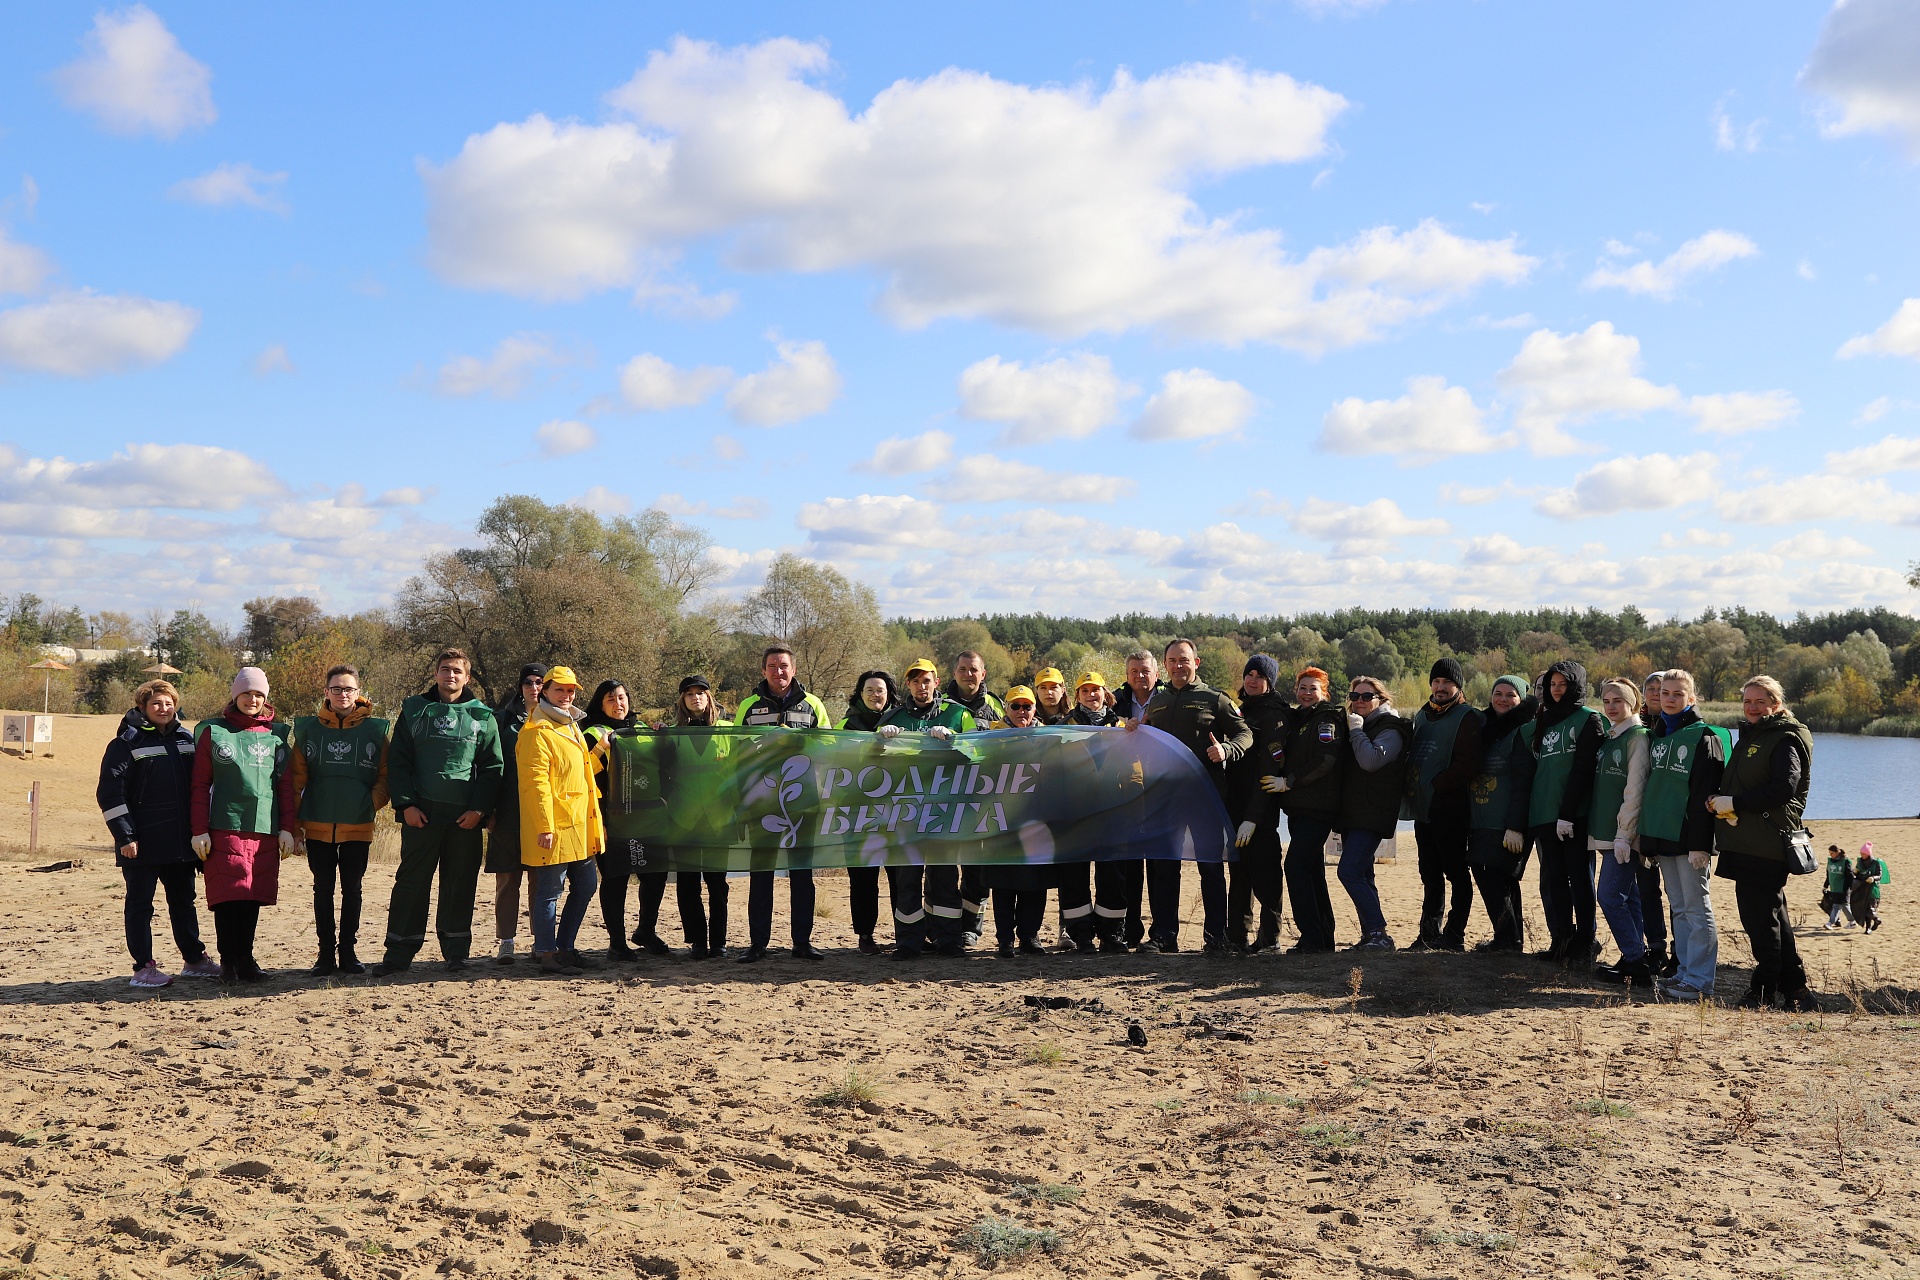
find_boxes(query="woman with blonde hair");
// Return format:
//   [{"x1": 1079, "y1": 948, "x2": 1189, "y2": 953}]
[
  {"x1": 1589, "y1": 677, "x2": 1653, "y2": 986},
  {"x1": 518, "y1": 665, "x2": 604, "y2": 976}
]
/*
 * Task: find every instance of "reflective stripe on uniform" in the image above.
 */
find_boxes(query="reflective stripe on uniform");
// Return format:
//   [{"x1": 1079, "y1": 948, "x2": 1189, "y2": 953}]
[
  {"x1": 130, "y1": 746, "x2": 169, "y2": 760},
  {"x1": 1061, "y1": 902, "x2": 1093, "y2": 919},
  {"x1": 926, "y1": 902, "x2": 962, "y2": 918},
  {"x1": 1092, "y1": 903, "x2": 1128, "y2": 918},
  {"x1": 959, "y1": 898, "x2": 983, "y2": 914},
  {"x1": 439, "y1": 930, "x2": 471, "y2": 939},
  {"x1": 385, "y1": 931, "x2": 427, "y2": 944},
  {"x1": 893, "y1": 907, "x2": 926, "y2": 924},
  {"x1": 101, "y1": 804, "x2": 130, "y2": 821}
]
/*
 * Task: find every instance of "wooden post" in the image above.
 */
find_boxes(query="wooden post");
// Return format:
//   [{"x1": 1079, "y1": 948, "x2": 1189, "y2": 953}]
[{"x1": 28, "y1": 780, "x2": 40, "y2": 854}]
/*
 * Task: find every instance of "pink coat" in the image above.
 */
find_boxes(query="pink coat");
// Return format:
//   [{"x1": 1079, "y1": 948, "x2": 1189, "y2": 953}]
[{"x1": 203, "y1": 831, "x2": 279, "y2": 907}]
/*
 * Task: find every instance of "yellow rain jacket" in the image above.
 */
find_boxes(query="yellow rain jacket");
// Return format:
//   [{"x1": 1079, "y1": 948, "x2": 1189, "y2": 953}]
[{"x1": 517, "y1": 699, "x2": 605, "y2": 867}]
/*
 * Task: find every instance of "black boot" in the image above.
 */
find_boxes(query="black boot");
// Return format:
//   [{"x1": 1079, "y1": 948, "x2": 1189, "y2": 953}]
[
  {"x1": 309, "y1": 950, "x2": 338, "y2": 977},
  {"x1": 1406, "y1": 917, "x2": 1445, "y2": 952},
  {"x1": 336, "y1": 943, "x2": 365, "y2": 975}
]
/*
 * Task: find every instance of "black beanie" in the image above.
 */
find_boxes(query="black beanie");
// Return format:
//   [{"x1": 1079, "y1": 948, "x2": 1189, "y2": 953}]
[
  {"x1": 1429, "y1": 657, "x2": 1466, "y2": 688},
  {"x1": 1243, "y1": 653, "x2": 1280, "y2": 688},
  {"x1": 519, "y1": 662, "x2": 549, "y2": 684}
]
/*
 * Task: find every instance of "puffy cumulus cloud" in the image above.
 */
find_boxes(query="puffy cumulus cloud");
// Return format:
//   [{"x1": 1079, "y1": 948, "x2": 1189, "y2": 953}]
[
  {"x1": 854, "y1": 430, "x2": 954, "y2": 475},
  {"x1": 1462, "y1": 533, "x2": 1552, "y2": 565},
  {"x1": 1715, "y1": 473, "x2": 1920, "y2": 524},
  {"x1": 0, "y1": 228, "x2": 55, "y2": 296},
  {"x1": 168, "y1": 162, "x2": 288, "y2": 213},
  {"x1": 52, "y1": 5, "x2": 215, "y2": 139},
  {"x1": 618, "y1": 352, "x2": 733, "y2": 410},
  {"x1": 259, "y1": 498, "x2": 386, "y2": 541},
  {"x1": 535, "y1": 419, "x2": 597, "y2": 457},
  {"x1": 1684, "y1": 390, "x2": 1799, "y2": 435},
  {"x1": 423, "y1": 38, "x2": 1532, "y2": 348},
  {"x1": 1658, "y1": 528, "x2": 1734, "y2": 549},
  {"x1": 1838, "y1": 298, "x2": 1920, "y2": 359},
  {"x1": 1827, "y1": 433, "x2": 1920, "y2": 475},
  {"x1": 1496, "y1": 322, "x2": 1680, "y2": 454},
  {"x1": 1772, "y1": 529, "x2": 1875, "y2": 560},
  {"x1": 438, "y1": 333, "x2": 570, "y2": 398},
  {"x1": 797, "y1": 493, "x2": 950, "y2": 555},
  {"x1": 1287, "y1": 496, "x2": 1446, "y2": 556},
  {"x1": 1318, "y1": 375, "x2": 1510, "y2": 463},
  {"x1": 725, "y1": 338, "x2": 841, "y2": 426},
  {"x1": 1536, "y1": 452, "x2": 1715, "y2": 519},
  {"x1": 941, "y1": 454, "x2": 1135, "y2": 503},
  {"x1": 648, "y1": 492, "x2": 768, "y2": 521},
  {"x1": 957, "y1": 353, "x2": 1130, "y2": 445},
  {"x1": 1130, "y1": 369, "x2": 1255, "y2": 441},
  {"x1": 0, "y1": 442, "x2": 281, "y2": 511},
  {"x1": 0, "y1": 291, "x2": 198, "y2": 376},
  {"x1": 1802, "y1": 0, "x2": 1920, "y2": 158},
  {"x1": 571, "y1": 485, "x2": 632, "y2": 515},
  {"x1": 1583, "y1": 230, "x2": 1757, "y2": 298}
]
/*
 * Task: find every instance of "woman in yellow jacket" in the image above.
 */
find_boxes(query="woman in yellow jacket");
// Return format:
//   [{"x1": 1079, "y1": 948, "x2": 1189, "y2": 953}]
[{"x1": 517, "y1": 665, "x2": 605, "y2": 976}]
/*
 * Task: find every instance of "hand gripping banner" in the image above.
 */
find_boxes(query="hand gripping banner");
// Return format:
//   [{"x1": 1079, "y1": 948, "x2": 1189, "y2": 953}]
[{"x1": 601, "y1": 724, "x2": 1235, "y2": 873}]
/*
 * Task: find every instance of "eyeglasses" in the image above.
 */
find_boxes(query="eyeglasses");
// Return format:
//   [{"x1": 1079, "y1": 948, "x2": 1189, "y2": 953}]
[
  {"x1": 326, "y1": 685, "x2": 359, "y2": 694},
  {"x1": 1348, "y1": 692, "x2": 1381, "y2": 703}
]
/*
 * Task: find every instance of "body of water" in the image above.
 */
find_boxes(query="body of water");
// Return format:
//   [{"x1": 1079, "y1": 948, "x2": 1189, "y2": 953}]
[{"x1": 1805, "y1": 731, "x2": 1920, "y2": 820}]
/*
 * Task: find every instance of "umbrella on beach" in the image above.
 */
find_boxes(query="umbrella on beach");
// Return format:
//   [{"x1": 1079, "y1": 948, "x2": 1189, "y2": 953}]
[
  {"x1": 142, "y1": 662, "x2": 183, "y2": 675},
  {"x1": 28, "y1": 657, "x2": 68, "y2": 714}
]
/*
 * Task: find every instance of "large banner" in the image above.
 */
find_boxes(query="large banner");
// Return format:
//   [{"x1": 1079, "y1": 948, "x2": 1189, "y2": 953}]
[{"x1": 601, "y1": 724, "x2": 1234, "y2": 873}]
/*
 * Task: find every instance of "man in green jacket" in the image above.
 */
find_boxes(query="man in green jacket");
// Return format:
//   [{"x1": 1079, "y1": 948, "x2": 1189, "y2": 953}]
[
  {"x1": 371, "y1": 649, "x2": 505, "y2": 975},
  {"x1": 879, "y1": 658, "x2": 978, "y2": 956}
]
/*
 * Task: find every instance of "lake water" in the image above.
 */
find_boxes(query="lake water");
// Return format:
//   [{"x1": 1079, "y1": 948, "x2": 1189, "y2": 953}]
[{"x1": 1805, "y1": 732, "x2": 1920, "y2": 820}]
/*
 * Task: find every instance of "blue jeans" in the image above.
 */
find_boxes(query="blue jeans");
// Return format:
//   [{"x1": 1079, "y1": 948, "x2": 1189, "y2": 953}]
[
  {"x1": 1337, "y1": 830, "x2": 1389, "y2": 937},
  {"x1": 531, "y1": 859, "x2": 599, "y2": 954},
  {"x1": 1659, "y1": 855, "x2": 1717, "y2": 993},
  {"x1": 1594, "y1": 849, "x2": 1646, "y2": 962}
]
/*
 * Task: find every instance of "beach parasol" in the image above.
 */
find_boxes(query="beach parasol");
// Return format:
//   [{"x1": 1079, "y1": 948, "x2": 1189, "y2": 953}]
[{"x1": 28, "y1": 657, "x2": 68, "y2": 714}]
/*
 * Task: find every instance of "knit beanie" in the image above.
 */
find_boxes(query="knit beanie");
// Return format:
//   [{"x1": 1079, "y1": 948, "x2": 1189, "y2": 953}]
[
  {"x1": 518, "y1": 662, "x2": 549, "y2": 684},
  {"x1": 1491, "y1": 673, "x2": 1529, "y2": 697},
  {"x1": 1429, "y1": 657, "x2": 1467, "y2": 689},
  {"x1": 230, "y1": 666, "x2": 269, "y2": 698},
  {"x1": 1243, "y1": 653, "x2": 1280, "y2": 688}
]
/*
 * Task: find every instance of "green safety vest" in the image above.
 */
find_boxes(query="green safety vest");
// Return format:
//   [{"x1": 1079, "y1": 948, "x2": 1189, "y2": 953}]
[
  {"x1": 1640, "y1": 720, "x2": 1732, "y2": 844},
  {"x1": 1586, "y1": 723, "x2": 1644, "y2": 843},
  {"x1": 1471, "y1": 721, "x2": 1527, "y2": 832},
  {"x1": 1406, "y1": 702, "x2": 1471, "y2": 823},
  {"x1": 1714, "y1": 714, "x2": 1812, "y2": 861},
  {"x1": 203, "y1": 720, "x2": 286, "y2": 834},
  {"x1": 293, "y1": 715, "x2": 389, "y2": 827},
  {"x1": 1527, "y1": 706, "x2": 1602, "y2": 828}
]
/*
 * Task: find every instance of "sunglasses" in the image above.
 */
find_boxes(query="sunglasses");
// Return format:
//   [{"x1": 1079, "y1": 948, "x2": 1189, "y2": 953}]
[{"x1": 1348, "y1": 691, "x2": 1381, "y2": 703}]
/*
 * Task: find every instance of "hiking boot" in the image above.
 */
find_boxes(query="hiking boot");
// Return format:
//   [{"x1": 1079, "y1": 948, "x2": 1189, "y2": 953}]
[
  {"x1": 683, "y1": 946, "x2": 713, "y2": 961},
  {"x1": 792, "y1": 945, "x2": 826, "y2": 961},
  {"x1": 606, "y1": 943, "x2": 639, "y2": 964},
  {"x1": 638, "y1": 933, "x2": 673, "y2": 957},
  {"x1": 444, "y1": 957, "x2": 468, "y2": 972},
  {"x1": 368, "y1": 960, "x2": 408, "y2": 977},
  {"x1": 180, "y1": 955, "x2": 222, "y2": 978},
  {"x1": 891, "y1": 947, "x2": 920, "y2": 962},
  {"x1": 308, "y1": 953, "x2": 338, "y2": 977},
  {"x1": 936, "y1": 942, "x2": 968, "y2": 957},
  {"x1": 1734, "y1": 983, "x2": 1772, "y2": 1010},
  {"x1": 735, "y1": 947, "x2": 769, "y2": 965},
  {"x1": 996, "y1": 942, "x2": 1016, "y2": 959},
  {"x1": 538, "y1": 951, "x2": 583, "y2": 976},
  {"x1": 336, "y1": 944, "x2": 365, "y2": 975},
  {"x1": 560, "y1": 949, "x2": 596, "y2": 970},
  {"x1": 1097, "y1": 935, "x2": 1130, "y2": 954},
  {"x1": 857, "y1": 934, "x2": 884, "y2": 956},
  {"x1": 130, "y1": 962, "x2": 173, "y2": 989},
  {"x1": 236, "y1": 960, "x2": 267, "y2": 983}
]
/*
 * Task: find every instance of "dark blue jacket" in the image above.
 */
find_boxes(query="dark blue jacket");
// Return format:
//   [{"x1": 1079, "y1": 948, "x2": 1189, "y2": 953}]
[{"x1": 97, "y1": 707, "x2": 199, "y2": 866}]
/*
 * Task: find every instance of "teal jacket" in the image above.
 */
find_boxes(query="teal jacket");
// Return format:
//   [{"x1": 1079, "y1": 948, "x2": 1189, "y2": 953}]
[{"x1": 387, "y1": 687, "x2": 504, "y2": 816}]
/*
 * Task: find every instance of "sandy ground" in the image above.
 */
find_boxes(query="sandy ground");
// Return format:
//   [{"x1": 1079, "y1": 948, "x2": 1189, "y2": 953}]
[{"x1": 3, "y1": 716, "x2": 1919, "y2": 1280}]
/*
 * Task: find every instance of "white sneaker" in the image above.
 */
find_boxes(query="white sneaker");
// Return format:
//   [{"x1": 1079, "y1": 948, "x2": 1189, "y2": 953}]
[{"x1": 130, "y1": 962, "x2": 173, "y2": 989}]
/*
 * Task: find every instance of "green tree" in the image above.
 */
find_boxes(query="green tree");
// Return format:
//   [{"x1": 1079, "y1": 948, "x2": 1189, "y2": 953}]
[
  {"x1": 736, "y1": 553, "x2": 885, "y2": 704},
  {"x1": 1196, "y1": 635, "x2": 1247, "y2": 691},
  {"x1": 1338, "y1": 626, "x2": 1403, "y2": 683},
  {"x1": 931, "y1": 620, "x2": 1016, "y2": 688}
]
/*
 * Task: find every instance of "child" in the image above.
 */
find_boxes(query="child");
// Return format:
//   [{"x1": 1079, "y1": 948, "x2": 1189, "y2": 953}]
[
  {"x1": 1822, "y1": 844, "x2": 1854, "y2": 928},
  {"x1": 1851, "y1": 843, "x2": 1887, "y2": 936}
]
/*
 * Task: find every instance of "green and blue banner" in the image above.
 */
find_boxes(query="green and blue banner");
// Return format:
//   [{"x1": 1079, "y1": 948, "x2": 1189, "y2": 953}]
[{"x1": 602, "y1": 724, "x2": 1234, "y2": 872}]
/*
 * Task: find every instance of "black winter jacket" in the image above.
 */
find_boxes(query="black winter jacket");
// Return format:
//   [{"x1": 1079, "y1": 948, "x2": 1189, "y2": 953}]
[
  {"x1": 1227, "y1": 691, "x2": 1291, "y2": 823},
  {"x1": 97, "y1": 707, "x2": 199, "y2": 866}
]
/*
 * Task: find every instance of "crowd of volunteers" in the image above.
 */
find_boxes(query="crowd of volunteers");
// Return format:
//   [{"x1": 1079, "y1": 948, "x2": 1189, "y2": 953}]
[{"x1": 97, "y1": 636, "x2": 1874, "y2": 1011}]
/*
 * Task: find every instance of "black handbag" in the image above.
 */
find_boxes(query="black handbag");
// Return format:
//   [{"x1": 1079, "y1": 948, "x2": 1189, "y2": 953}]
[{"x1": 1785, "y1": 827, "x2": 1817, "y2": 876}]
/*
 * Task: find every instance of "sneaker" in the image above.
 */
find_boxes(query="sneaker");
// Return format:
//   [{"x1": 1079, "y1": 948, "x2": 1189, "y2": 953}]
[
  {"x1": 1657, "y1": 980, "x2": 1707, "y2": 1001},
  {"x1": 180, "y1": 956, "x2": 222, "y2": 979},
  {"x1": 560, "y1": 949, "x2": 597, "y2": 970},
  {"x1": 961, "y1": 932, "x2": 982, "y2": 948},
  {"x1": 856, "y1": 935, "x2": 884, "y2": 956},
  {"x1": 1349, "y1": 932, "x2": 1395, "y2": 951},
  {"x1": 494, "y1": 940, "x2": 516, "y2": 966},
  {"x1": 130, "y1": 962, "x2": 173, "y2": 989},
  {"x1": 791, "y1": 945, "x2": 826, "y2": 961}
]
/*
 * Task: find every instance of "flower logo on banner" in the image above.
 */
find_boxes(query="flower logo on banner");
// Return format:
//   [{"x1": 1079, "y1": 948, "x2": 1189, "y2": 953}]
[{"x1": 752, "y1": 754, "x2": 812, "y2": 849}]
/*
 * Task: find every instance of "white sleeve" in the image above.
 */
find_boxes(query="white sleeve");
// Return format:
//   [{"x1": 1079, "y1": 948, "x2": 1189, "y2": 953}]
[{"x1": 1616, "y1": 733, "x2": 1651, "y2": 844}]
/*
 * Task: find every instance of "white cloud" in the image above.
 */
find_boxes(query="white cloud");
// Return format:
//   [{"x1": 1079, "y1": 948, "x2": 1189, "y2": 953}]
[
  {"x1": 52, "y1": 5, "x2": 215, "y2": 139},
  {"x1": 1658, "y1": 529, "x2": 1734, "y2": 549},
  {"x1": 649, "y1": 492, "x2": 768, "y2": 520},
  {"x1": 1715, "y1": 474, "x2": 1920, "y2": 524},
  {"x1": 1684, "y1": 390, "x2": 1799, "y2": 435},
  {"x1": 957, "y1": 354, "x2": 1130, "y2": 445},
  {"x1": 1838, "y1": 298, "x2": 1920, "y2": 359},
  {"x1": 618, "y1": 352, "x2": 733, "y2": 411},
  {"x1": 1536, "y1": 452, "x2": 1716, "y2": 519},
  {"x1": 1438, "y1": 480, "x2": 1535, "y2": 506},
  {"x1": 713, "y1": 434, "x2": 746, "y2": 461},
  {"x1": 437, "y1": 333, "x2": 569, "y2": 398},
  {"x1": 1318, "y1": 375, "x2": 1510, "y2": 463},
  {"x1": 535, "y1": 419, "x2": 597, "y2": 457},
  {"x1": 1130, "y1": 369, "x2": 1255, "y2": 441},
  {"x1": 1711, "y1": 96, "x2": 1765, "y2": 153},
  {"x1": 1858, "y1": 395, "x2": 1892, "y2": 423},
  {"x1": 572, "y1": 485, "x2": 632, "y2": 515},
  {"x1": 1771, "y1": 530, "x2": 1874, "y2": 560},
  {"x1": 1287, "y1": 496, "x2": 1446, "y2": 556},
  {"x1": 0, "y1": 442, "x2": 281, "y2": 511},
  {"x1": 1497, "y1": 322, "x2": 1680, "y2": 454},
  {"x1": 0, "y1": 228, "x2": 55, "y2": 296},
  {"x1": 0, "y1": 291, "x2": 198, "y2": 376},
  {"x1": 725, "y1": 337, "x2": 841, "y2": 426},
  {"x1": 260, "y1": 498, "x2": 385, "y2": 541},
  {"x1": 1583, "y1": 230, "x2": 1758, "y2": 298},
  {"x1": 422, "y1": 38, "x2": 1532, "y2": 349},
  {"x1": 253, "y1": 343, "x2": 293, "y2": 375},
  {"x1": 942, "y1": 454, "x2": 1135, "y2": 503},
  {"x1": 855, "y1": 430, "x2": 955, "y2": 475},
  {"x1": 168, "y1": 163, "x2": 288, "y2": 213},
  {"x1": 1798, "y1": 260, "x2": 1818, "y2": 281},
  {"x1": 1461, "y1": 533, "x2": 1551, "y2": 565},
  {"x1": 798, "y1": 493, "x2": 951, "y2": 555},
  {"x1": 1802, "y1": 0, "x2": 1920, "y2": 158},
  {"x1": 1826, "y1": 433, "x2": 1920, "y2": 476},
  {"x1": 631, "y1": 278, "x2": 737, "y2": 320}
]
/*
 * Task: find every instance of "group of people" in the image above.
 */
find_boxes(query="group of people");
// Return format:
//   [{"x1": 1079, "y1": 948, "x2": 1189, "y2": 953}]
[
  {"x1": 97, "y1": 635, "x2": 1833, "y2": 1010},
  {"x1": 1823, "y1": 842, "x2": 1889, "y2": 933}
]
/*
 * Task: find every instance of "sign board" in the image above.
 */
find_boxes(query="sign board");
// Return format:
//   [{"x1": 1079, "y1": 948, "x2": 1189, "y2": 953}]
[{"x1": 1, "y1": 713, "x2": 53, "y2": 754}]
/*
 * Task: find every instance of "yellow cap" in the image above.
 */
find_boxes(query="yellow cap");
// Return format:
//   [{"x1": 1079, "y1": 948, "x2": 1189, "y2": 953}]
[
  {"x1": 543, "y1": 665, "x2": 582, "y2": 690},
  {"x1": 1075, "y1": 670, "x2": 1107, "y2": 691},
  {"x1": 1005, "y1": 686, "x2": 1036, "y2": 706},
  {"x1": 905, "y1": 658, "x2": 939, "y2": 677},
  {"x1": 1033, "y1": 667, "x2": 1065, "y2": 688}
]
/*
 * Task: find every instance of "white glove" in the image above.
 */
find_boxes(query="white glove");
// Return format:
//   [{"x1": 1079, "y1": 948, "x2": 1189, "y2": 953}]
[
  {"x1": 1235, "y1": 820, "x2": 1256, "y2": 848},
  {"x1": 928, "y1": 726, "x2": 955, "y2": 742},
  {"x1": 1688, "y1": 850, "x2": 1711, "y2": 870},
  {"x1": 1346, "y1": 712, "x2": 1364, "y2": 730},
  {"x1": 1502, "y1": 829, "x2": 1524, "y2": 854},
  {"x1": 277, "y1": 830, "x2": 297, "y2": 859},
  {"x1": 1555, "y1": 819, "x2": 1574, "y2": 841},
  {"x1": 1260, "y1": 775, "x2": 1290, "y2": 795},
  {"x1": 1612, "y1": 837, "x2": 1631, "y2": 866},
  {"x1": 190, "y1": 833, "x2": 211, "y2": 860},
  {"x1": 877, "y1": 724, "x2": 903, "y2": 738},
  {"x1": 1706, "y1": 795, "x2": 1734, "y2": 816}
]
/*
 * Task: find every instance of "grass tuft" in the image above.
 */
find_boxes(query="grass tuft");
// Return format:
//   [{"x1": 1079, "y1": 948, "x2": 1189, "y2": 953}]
[
  {"x1": 810, "y1": 1069, "x2": 883, "y2": 1107},
  {"x1": 1426, "y1": 1227, "x2": 1516, "y2": 1251},
  {"x1": 1297, "y1": 1121, "x2": 1359, "y2": 1148},
  {"x1": 1573, "y1": 1098, "x2": 1634, "y2": 1119},
  {"x1": 955, "y1": 1215, "x2": 1062, "y2": 1265},
  {"x1": 1022, "y1": 1042, "x2": 1067, "y2": 1067},
  {"x1": 1009, "y1": 1181, "x2": 1083, "y2": 1206},
  {"x1": 1235, "y1": 1089, "x2": 1290, "y2": 1106}
]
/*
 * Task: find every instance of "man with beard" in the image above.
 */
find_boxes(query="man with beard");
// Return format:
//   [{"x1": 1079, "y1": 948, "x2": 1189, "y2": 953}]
[
  {"x1": 1468, "y1": 675, "x2": 1537, "y2": 951},
  {"x1": 944, "y1": 650, "x2": 1005, "y2": 944},
  {"x1": 1226, "y1": 654, "x2": 1290, "y2": 953},
  {"x1": 1514, "y1": 660, "x2": 1605, "y2": 965},
  {"x1": 734, "y1": 644, "x2": 835, "y2": 964},
  {"x1": 1405, "y1": 658, "x2": 1485, "y2": 951}
]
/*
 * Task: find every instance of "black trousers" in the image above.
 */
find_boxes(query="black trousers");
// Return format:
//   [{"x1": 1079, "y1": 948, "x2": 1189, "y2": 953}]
[
  {"x1": 748, "y1": 869, "x2": 815, "y2": 950},
  {"x1": 1468, "y1": 827, "x2": 1527, "y2": 949},
  {"x1": 306, "y1": 840, "x2": 369, "y2": 952},
  {"x1": 1227, "y1": 822, "x2": 1283, "y2": 948},
  {"x1": 210, "y1": 900, "x2": 261, "y2": 966},
  {"x1": 1146, "y1": 860, "x2": 1227, "y2": 948},
  {"x1": 992, "y1": 888, "x2": 1047, "y2": 945},
  {"x1": 1530, "y1": 821, "x2": 1596, "y2": 956},
  {"x1": 1283, "y1": 812, "x2": 1338, "y2": 951},
  {"x1": 959, "y1": 865, "x2": 986, "y2": 936},
  {"x1": 598, "y1": 853, "x2": 667, "y2": 947},
  {"x1": 1054, "y1": 863, "x2": 1096, "y2": 945},
  {"x1": 847, "y1": 866, "x2": 882, "y2": 938},
  {"x1": 675, "y1": 871, "x2": 729, "y2": 951},
  {"x1": 1634, "y1": 858, "x2": 1669, "y2": 961},
  {"x1": 1413, "y1": 819, "x2": 1475, "y2": 944},
  {"x1": 1734, "y1": 869, "x2": 1807, "y2": 995},
  {"x1": 923, "y1": 865, "x2": 965, "y2": 949},
  {"x1": 1093, "y1": 860, "x2": 1142, "y2": 943},
  {"x1": 889, "y1": 865, "x2": 927, "y2": 953},
  {"x1": 121, "y1": 862, "x2": 206, "y2": 971}
]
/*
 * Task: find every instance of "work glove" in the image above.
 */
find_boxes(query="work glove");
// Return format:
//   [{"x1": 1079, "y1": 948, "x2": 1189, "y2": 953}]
[
  {"x1": 190, "y1": 833, "x2": 211, "y2": 860},
  {"x1": 1346, "y1": 712, "x2": 1364, "y2": 730},
  {"x1": 1260, "y1": 775, "x2": 1290, "y2": 795},
  {"x1": 1706, "y1": 794, "x2": 1734, "y2": 816},
  {"x1": 277, "y1": 830, "x2": 297, "y2": 860},
  {"x1": 1688, "y1": 850, "x2": 1711, "y2": 870},
  {"x1": 927, "y1": 726, "x2": 955, "y2": 742},
  {"x1": 1554, "y1": 819, "x2": 1574, "y2": 841},
  {"x1": 877, "y1": 724, "x2": 903, "y2": 738},
  {"x1": 1502, "y1": 829, "x2": 1524, "y2": 854},
  {"x1": 1612, "y1": 837, "x2": 1632, "y2": 865},
  {"x1": 1235, "y1": 821, "x2": 1256, "y2": 848}
]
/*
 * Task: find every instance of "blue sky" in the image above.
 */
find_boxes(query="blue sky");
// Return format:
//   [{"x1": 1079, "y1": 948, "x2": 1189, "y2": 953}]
[{"x1": 3, "y1": 1, "x2": 1920, "y2": 625}]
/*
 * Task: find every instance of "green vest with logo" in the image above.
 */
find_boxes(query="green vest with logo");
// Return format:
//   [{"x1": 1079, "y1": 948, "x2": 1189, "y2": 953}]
[
  {"x1": 1586, "y1": 724, "x2": 1644, "y2": 843},
  {"x1": 204, "y1": 720, "x2": 286, "y2": 834},
  {"x1": 1406, "y1": 702, "x2": 1471, "y2": 822},
  {"x1": 1527, "y1": 706, "x2": 1602, "y2": 828},
  {"x1": 1640, "y1": 720, "x2": 1732, "y2": 844},
  {"x1": 1471, "y1": 721, "x2": 1527, "y2": 831},
  {"x1": 293, "y1": 715, "x2": 390, "y2": 827},
  {"x1": 1714, "y1": 714, "x2": 1813, "y2": 860}
]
